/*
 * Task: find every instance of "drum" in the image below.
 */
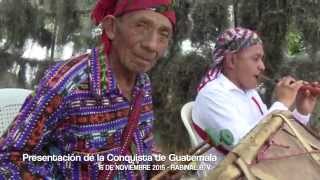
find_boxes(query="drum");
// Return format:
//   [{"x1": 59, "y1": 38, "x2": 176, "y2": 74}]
[{"x1": 205, "y1": 111, "x2": 320, "y2": 180}]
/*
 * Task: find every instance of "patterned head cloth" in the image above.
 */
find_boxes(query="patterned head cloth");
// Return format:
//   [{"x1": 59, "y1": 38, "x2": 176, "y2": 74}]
[
  {"x1": 197, "y1": 27, "x2": 263, "y2": 91},
  {"x1": 91, "y1": 0, "x2": 176, "y2": 54}
]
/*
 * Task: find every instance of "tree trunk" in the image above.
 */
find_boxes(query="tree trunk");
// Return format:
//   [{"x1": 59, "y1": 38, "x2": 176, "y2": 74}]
[
  {"x1": 50, "y1": 17, "x2": 57, "y2": 61},
  {"x1": 233, "y1": 0, "x2": 239, "y2": 27}
]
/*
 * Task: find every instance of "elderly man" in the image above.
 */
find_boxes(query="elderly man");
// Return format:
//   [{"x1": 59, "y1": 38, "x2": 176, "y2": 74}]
[
  {"x1": 192, "y1": 27, "x2": 318, "y2": 170},
  {"x1": 0, "y1": 0, "x2": 175, "y2": 179}
]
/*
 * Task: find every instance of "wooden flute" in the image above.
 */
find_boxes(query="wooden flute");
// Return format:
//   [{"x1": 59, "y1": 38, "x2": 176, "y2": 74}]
[{"x1": 259, "y1": 74, "x2": 320, "y2": 94}]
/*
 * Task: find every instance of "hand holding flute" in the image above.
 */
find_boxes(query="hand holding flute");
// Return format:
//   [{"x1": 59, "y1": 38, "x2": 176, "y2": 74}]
[
  {"x1": 260, "y1": 75, "x2": 319, "y2": 115},
  {"x1": 296, "y1": 81, "x2": 319, "y2": 115},
  {"x1": 275, "y1": 76, "x2": 304, "y2": 108}
]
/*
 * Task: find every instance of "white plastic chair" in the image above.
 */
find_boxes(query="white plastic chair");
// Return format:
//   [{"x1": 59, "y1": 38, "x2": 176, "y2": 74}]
[
  {"x1": 181, "y1": 101, "x2": 201, "y2": 147},
  {"x1": 0, "y1": 88, "x2": 32, "y2": 135}
]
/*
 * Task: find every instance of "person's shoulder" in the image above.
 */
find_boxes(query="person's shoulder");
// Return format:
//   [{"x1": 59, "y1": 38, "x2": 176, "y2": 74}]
[
  {"x1": 45, "y1": 52, "x2": 91, "y2": 90},
  {"x1": 198, "y1": 79, "x2": 226, "y2": 96},
  {"x1": 59, "y1": 52, "x2": 90, "y2": 70}
]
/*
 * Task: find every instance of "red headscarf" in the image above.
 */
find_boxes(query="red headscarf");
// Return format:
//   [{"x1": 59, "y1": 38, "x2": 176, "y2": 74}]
[{"x1": 91, "y1": 0, "x2": 176, "y2": 54}]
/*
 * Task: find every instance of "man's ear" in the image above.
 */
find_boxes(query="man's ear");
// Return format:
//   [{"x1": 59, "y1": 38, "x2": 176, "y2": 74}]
[
  {"x1": 101, "y1": 15, "x2": 117, "y2": 40},
  {"x1": 224, "y1": 53, "x2": 236, "y2": 70}
]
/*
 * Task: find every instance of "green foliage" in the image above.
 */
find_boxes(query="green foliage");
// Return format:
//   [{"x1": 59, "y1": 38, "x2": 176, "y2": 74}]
[
  {"x1": 238, "y1": 0, "x2": 260, "y2": 30},
  {"x1": 0, "y1": 0, "x2": 94, "y2": 53},
  {"x1": 0, "y1": 0, "x2": 39, "y2": 52},
  {"x1": 166, "y1": 0, "x2": 194, "y2": 58},
  {"x1": 286, "y1": 31, "x2": 305, "y2": 56},
  {"x1": 0, "y1": 0, "x2": 95, "y2": 87},
  {"x1": 294, "y1": 0, "x2": 320, "y2": 60},
  {"x1": 151, "y1": 53, "x2": 210, "y2": 152},
  {"x1": 55, "y1": 0, "x2": 81, "y2": 45},
  {"x1": 190, "y1": 0, "x2": 229, "y2": 51}
]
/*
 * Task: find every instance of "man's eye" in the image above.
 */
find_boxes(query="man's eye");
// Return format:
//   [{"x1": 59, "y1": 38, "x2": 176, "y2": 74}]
[
  {"x1": 253, "y1": 56, "x2": 259, "y2": 61},
  {"x1": 160, "y1": 32, "x2": 169, "y2": 38},
  {"x1": 136, "y1": 22, "x2": 146, "y2": 28}
]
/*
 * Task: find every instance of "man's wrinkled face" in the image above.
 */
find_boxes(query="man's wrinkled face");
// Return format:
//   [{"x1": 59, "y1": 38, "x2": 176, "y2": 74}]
[
  {"x1": 232, "y1": 44, "x2": 265, "y2": 90},
  {"x1": 111, "y1": 10, "x2": 173, "y2": 73}
]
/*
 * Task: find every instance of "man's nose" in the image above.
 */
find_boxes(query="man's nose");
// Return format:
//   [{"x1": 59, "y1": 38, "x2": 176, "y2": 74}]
[
  {"x1": 141, "y1": 31, "x2": 158, "y2": 52},
  {"x1": 259, "y1": 60, "x2": 265, "y2": 71}
]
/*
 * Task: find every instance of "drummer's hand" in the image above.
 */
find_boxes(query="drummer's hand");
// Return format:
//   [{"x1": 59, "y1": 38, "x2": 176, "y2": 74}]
[
  {"x1": 296, "y1": 82, "x2": 319, "y2": 115},
  {"x1": 275, "y1": 76, "x2": 303, "y2": 108}
]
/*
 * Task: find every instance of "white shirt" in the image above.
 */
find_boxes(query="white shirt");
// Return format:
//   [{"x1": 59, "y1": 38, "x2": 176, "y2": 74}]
[{"x1": 192, "y1": 73, "x2": 310, "y2": 145}]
